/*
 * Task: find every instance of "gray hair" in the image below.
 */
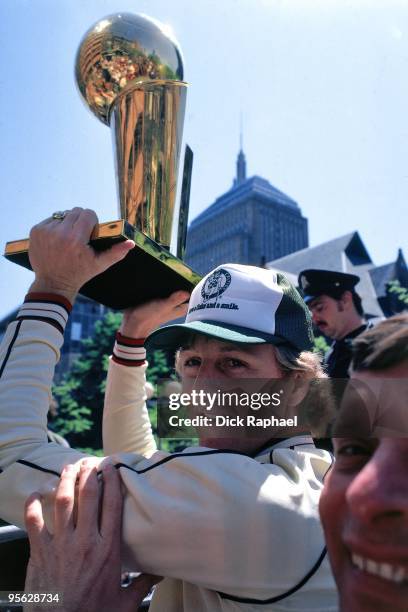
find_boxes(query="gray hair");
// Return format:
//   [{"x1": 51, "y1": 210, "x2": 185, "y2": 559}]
[{"x1": 273, "y1": 346, "x2": 335, "y2": 437}]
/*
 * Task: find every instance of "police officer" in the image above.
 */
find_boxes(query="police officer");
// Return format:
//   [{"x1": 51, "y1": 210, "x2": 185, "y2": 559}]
[{"x1": 298, "y1": 269, "x2": 370, "y2": 378}]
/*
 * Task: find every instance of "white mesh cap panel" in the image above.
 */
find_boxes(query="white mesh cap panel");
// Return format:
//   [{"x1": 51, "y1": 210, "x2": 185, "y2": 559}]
[{"x1": 186, "y1": 264, "x2": 284, "y2": 335}]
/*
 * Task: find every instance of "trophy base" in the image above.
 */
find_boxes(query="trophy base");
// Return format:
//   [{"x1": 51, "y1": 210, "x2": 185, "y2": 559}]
[{"x1": 4, "y1": 220, "x2": 201, "y2": 309}]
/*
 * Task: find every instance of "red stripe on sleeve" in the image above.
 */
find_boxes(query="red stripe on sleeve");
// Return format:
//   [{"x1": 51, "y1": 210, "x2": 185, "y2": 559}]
[
  {"x1": 116, "y1": 331, "x2": 146, "y2": 346},
  {"x1": 112, "y1": 354, "x2": 146, "y2": 367},
  {"x1": 25, "y1": 292, "x2": 73, "y2": 312}
]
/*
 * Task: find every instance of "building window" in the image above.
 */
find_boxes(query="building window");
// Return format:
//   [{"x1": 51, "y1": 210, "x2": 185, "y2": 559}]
[{"x1": 71, "y1": 322, "x2": 82, "y2": 341}]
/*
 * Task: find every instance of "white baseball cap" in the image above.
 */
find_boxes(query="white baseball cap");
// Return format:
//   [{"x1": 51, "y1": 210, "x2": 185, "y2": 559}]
[{"x1": 145, "y1": 263, "x2": 314, "y2": 353}]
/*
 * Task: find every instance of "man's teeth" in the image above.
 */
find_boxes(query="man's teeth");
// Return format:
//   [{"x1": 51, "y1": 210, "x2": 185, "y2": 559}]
[{"x1": 352, "y1": 554, "x2": 406, "y2": 584}]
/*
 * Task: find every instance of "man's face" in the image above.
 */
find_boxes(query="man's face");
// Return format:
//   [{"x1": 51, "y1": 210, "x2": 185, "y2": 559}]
[
  {"x1": 176, "y1": 335, "x2": 286, "y2": 452},
  {"x1": 308, "y1": 294, "x2": 346, "y2": 339},
  {"x1": 319, "y1": 363, "x2": 408, "y2": 612}
]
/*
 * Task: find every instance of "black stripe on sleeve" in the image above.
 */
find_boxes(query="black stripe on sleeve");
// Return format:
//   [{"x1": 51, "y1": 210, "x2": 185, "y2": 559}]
[
  {"x1": 15, "y1": 450, "x2": 249, "y2": 481},
  {"x1": 15, "y1": 315, "x2": 64, "y2": 335},
  {"x1": 20, "y1": 306, "x2": 68, "y2": 324},
  {"x1": 17, "y1": 459, "x2": 61, "y2": 477},
  {"x1": 322, "y1": 452, "x2": 335, "y2": 482},
  {"x1": 24, "y1": 298, "x2": 71, "y2": 317},
  {"x1": 217, "y1": 546, "x2": 328, "y2": 605},
  {"x1": 113, "y1": 448, "x2": 250, "y2": 475},
  {"x1": 0, "y1": 320, "x2": 22, "y2": 379}
]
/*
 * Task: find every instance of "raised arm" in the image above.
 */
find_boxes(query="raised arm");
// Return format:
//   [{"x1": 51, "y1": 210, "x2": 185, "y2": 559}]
[
  {"x1": 103, "y1": 292, "x2": 189, "y2": 457},
  {"x1": 0, "y1": 207, "x2": 135, "y2": 525}
]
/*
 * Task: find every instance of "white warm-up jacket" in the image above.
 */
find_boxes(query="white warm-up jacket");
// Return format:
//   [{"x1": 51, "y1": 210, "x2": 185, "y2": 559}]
[{"x1": 0, "y1": 295, "x2": 338, "y2": 611}]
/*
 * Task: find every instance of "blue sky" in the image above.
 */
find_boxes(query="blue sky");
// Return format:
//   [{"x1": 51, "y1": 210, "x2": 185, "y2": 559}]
[{"x1": 1, "y1": 0, "x2": 407, "y2": 318}]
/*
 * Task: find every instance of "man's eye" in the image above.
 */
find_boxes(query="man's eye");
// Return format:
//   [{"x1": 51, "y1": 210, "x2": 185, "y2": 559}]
[
  {"x1": 225, "y1": 358, "x2": 246, "y2": 368},
  {"x1": 183, "y1": 357, "x2": 201, "y2": 368},
  {"x1": 335, "y1": 442, "x2": 372, "y2": 458}
]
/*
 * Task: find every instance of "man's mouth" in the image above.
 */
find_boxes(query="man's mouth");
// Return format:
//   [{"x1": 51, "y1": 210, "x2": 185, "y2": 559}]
[{"x1": 351, "y1": 553, "x2": 407, "y2": 584}]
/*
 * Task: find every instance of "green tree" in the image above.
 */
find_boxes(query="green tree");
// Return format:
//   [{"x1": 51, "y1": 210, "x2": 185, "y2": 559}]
[
  {"x1": 313, "y1": 334, "x2": 330, "y2": 358},
  {"x1": 52, "y1": 312, "x2": 176, "y2": 452},
  {"x1": 145, "y1": 349, "x2": 176, "y2": 386},
  {"x1": 52, "y1": 312, "x2": 122, "y2": 451},
  {"x1": 386, "y1": 280, "x2": 408, "y2": 312}
]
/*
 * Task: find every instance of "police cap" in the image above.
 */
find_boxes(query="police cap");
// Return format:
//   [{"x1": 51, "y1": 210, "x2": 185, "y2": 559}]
[{"x1": 298, "y1": 269, "x2": 360, "y2": 304}]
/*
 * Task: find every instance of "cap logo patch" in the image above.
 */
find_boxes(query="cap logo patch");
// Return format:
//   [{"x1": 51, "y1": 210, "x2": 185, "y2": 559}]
[{"x1": 201, "y1": 269, "x2": 231, "y2": 302}]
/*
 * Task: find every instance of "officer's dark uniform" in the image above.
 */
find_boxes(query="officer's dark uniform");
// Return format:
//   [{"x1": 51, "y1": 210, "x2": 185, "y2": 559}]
[
  {"x1": 298, "y1": 269, "x2": 371, "y2": 379},
  {"x1": 323, "y1": 323, "x2": 369, "y2": 378}
]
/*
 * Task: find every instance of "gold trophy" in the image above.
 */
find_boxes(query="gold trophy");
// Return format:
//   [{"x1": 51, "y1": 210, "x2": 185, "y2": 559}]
[{"x1": 4, "y1": 13, "x2": 201, "y2": 309}]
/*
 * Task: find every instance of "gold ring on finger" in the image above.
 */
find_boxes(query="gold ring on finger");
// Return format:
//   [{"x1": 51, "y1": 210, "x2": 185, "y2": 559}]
[{"x1": 52, "y1": 211, "x2": 67, "y2": 221}]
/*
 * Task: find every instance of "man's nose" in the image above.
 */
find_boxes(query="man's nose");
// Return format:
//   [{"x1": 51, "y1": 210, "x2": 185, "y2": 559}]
[
  {"x1": 346, "y1": 442, "x2": 408, "y2": 526},
  {"x1": 193, "y1": 361, "x2": 219, "y2": 381}
]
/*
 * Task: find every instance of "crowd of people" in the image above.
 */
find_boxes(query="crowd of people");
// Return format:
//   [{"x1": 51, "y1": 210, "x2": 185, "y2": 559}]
[{"x1": 0, "y1": 207, "x2": 406, "y2": 611}]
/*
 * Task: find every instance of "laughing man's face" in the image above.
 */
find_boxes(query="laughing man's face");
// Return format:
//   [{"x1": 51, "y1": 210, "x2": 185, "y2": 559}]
[{"x1": 319, "y1": 363, "x2": 408, "y2": 612}]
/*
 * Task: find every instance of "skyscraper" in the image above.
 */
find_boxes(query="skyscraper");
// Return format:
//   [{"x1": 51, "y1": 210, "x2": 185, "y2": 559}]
[{"x1": 185, "y1": 147, "x2": 309, "y2": 275}]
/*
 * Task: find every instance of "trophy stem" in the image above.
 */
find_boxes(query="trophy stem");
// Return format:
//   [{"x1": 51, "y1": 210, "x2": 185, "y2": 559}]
[{"x1": 110, "y1": 81, "x2": 187, "y2": 248}]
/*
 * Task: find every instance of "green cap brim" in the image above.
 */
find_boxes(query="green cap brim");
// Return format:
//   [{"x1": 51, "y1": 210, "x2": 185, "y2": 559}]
[{"x1": 145, "y1": 319, "x2": 287, "y2": 351}]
